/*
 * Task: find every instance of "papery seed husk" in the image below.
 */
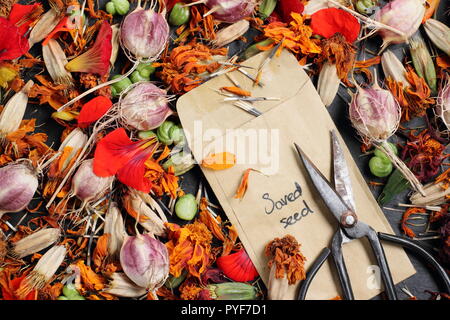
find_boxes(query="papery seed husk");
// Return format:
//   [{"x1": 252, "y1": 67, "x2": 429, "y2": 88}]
[
  {"x1": 435, "y1": 74, "x2": 450, "y2": 130},
  {"x1": 0, "y1": 161, "x2": 38, "y2": 218},
  {"x1": 104, "y1": 273, "x2": 147, "y2": 298},
  {"x1": 43, "y1": 39, "x2": 74, "y2": 87},
  {"x1": 120, "y1": 234, "x2": 169, "y2": 290},
  {"x1": 104, "y1": 202, "x2": 126, "y2": 258},
  {"x1": 11, "y1": 228, "x2": 61, "y2": 259},
  {"x1": 317, "y1": 62, "x2": 340, "y2": 107},
  {"x1": 110, "y1": 24, "x2": 121, "y2": 67},
  {"x1": 28, "y1": 8, "x2": 61, "y2": 47},
  {"x1": 71, "y1": 159, "x2": 114, "y2": 203},
  {"x1": 375, "y1": 0, "x2": 425, "y2": 48},
  {"x1": 0, "y1": 80, "x2": 34, "y2": 139},
  {"x1": 381, "y1": 50, "x2": 409, "y2": 87},
  {"x1": 120, "y1": 7, "x2": 169, "y2": 60},
  {"x1": 212, "y1": 20, "x2": 250, "y2": 48},
  {"x1": 16, "y1": 245, "x2": 66, "y2": 298},
  {"x1": 424, "y1": 18, "x2": 450, "y2": 57},
  {"x1": 119, "y1": 82, "x2": 172, "y2": 131}
]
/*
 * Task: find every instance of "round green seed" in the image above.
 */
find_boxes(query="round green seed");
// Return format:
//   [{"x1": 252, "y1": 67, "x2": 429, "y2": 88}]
[{"x1": 175, "y1": 194, "x2": 198, "y2": 221}]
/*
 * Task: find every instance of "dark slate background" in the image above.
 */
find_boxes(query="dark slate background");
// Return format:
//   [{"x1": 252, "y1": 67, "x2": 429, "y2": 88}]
[{"x1": 7, "y1": 0, "x2": 450, "y2": 299}]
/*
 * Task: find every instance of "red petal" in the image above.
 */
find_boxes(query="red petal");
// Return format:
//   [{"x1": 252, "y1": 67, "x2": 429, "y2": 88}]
[
  {"x1": 8, "y1": 3, "x2": 41, "y2": 35},
  {"x1": 94, "y1": 128, "x2": 158, "y2": 192},
  {"x1": 277, "y1": 0, "x2": 304, "y2": 23},
  {"x1": 117, "y1": 152, "x2": 154, "y2": 193},
  {"x1": 310, "y1": 8, "x2": 360, "y2": 43},
  {"x1": 65, "y1": 21, "x2": 112, "y2": 76},
  {"x1": 216, "y1": 249, "x2": 259, "y2": 282},
  {"x1": 94, "y1": 128, "x2": 137, "y2": 177},
  {"x1": 77, "y1": 96, "x2": 113, "y2": 128},
  {"x1": 42, "y1": 16, "x2": 71, "y2": 46},
  {"x1": 0, "y1": 18, "x2": 29, "y2": 61}
]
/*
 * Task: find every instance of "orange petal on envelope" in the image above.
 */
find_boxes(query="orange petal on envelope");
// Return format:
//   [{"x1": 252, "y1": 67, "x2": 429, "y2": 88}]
[{"x1": 201, "y1": 152, "x2": 236, "y2": 170}]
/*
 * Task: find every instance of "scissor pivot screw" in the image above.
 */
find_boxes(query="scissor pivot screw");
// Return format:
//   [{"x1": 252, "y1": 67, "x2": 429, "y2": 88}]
[{"x1": 340, "y1": 211, "x2": 358, "y2": 228}]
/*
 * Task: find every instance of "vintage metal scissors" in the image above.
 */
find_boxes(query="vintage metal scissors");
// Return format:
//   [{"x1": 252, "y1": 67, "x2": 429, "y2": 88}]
[{"x1": 294, "y1": 130, "x2": 450, "y2": 300}]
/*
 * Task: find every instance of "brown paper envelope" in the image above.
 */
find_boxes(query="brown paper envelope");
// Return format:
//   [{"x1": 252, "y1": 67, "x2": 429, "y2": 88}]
[{"x1": 177, "y1": 50, "x2": 416, "y2": 300}]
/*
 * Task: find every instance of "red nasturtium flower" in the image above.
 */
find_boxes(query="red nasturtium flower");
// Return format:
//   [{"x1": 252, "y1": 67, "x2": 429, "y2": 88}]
[
  {"x1": 216, "y1": 248, "x2": 259, "y2": 282},
  {"x1": 0, "y1": 273, "x2": 37, "y2": 300},
  {"x1": 77, "y1": 96, "x2": 113, "y2": 128},
  {"x1": 0, "y1": 3, "x2": 42, "y2": 61},
  {"x1": 65, "y1": 21, "x2": 113, "y2": 76},
  {"x1": 93, "y1": 128, "x2": 158, "y2": 193},
  {"x1": 43, "y1": 16, "x2": 71, "y2": 46},
  {"x1": 277, "y1": 0, "x2": 305, "y2": 23},
  {"x1": 310, "y1": 8, "x2": 361, "y2": 43}
]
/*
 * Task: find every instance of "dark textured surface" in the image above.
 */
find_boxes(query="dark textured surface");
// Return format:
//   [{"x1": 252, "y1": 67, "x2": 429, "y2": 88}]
[{"x1": 6, "y1": 0, "x2": 450, "y2": 300}]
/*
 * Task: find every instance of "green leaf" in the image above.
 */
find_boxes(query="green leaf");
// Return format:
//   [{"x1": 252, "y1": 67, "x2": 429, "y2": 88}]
[{"x1": 377, "y1": 168, "x2": 411, "y2": 206}]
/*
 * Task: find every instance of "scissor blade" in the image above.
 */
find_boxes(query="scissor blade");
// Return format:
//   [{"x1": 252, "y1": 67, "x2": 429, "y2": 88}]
[
  {"x1": 294, "y1": 143, "x2": 352, "y2": 224},
  {"x1": 331, "y1": 130, "x2": 356, "y2": 213}
]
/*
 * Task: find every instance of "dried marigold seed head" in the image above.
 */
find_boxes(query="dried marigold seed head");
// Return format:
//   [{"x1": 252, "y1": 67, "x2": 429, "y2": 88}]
[
  {"x1": 424, "y1": 18, "x2": 450, "y2": 57},
  {"x1": 11, "y1": 228, "x2": 61, "y2": 259},
  {"x1": 104, "y1": 272, "x2": 147, "y2": 298},
  {"x1": 43, "y1": 39, "x2": 74, "y2": 87},
  {"x1": 349, "y1": 84, "x2": 401, "y2": 142},
  {"x1": 381, "y1": 50, "x2": 409, "y2": 87},
  {"x1": 16, "y1": 245, "x2": 66, "y2": 298},
  {"x1": 317, "y1": 62, "x2": 340, "y2": 107},
  {"x1": 104, "y1": 202, "x2": 126, "y2": 258},
  {"x1": 0, "y1": 80, "x2": 33, "y2": 138}
]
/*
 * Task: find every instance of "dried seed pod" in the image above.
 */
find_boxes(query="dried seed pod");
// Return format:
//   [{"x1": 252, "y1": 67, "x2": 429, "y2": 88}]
[
  {"x1": 435, "y1": 74, "x2": 450, "y2": 130},
  {"x1": 28, "y1": 8, "x2": 61, "y2": 47},
  {"x1": 0, "y1": 80, "x2": 34, "y2": 139},
  {"x1": 71, "y1": 159, "x2": 115, "y2": 204},
  {"x1": 104, "y1": 202, "x2": 126, "y2": 258},
  {"x1": 205, "y1": 0, "x2": 257, "y2": 23},
  {"x1": 212, "y1": 20, "x2": 250, "y2": 48},
  {"x1": 119, "y1": 82, "x2": 173, "y2": 131},
  {"x1": 0, "y1": 161, "x2": 38, "y2": 219},
  {"x1": 317, "y1": 62, "x2": 340, "y2": 107},
  {"x1": 409, "y1": 33, "x2": 437, "y2": 93},
  {"x1": 104, "y1": 273, "x2": 147, "y2": 298},
  {"x1": 123, "y1": 188, "x2": 167, "y2": 237},
  {"x1": 43, "y1": 39, "x2": 74, "y2": 87},
  {"x1": 410, "y1": 181, "x2": 450, "y2": 206},
  {"x1": 375, "y1": 0, "x2": 425, "y2": 49},
  {"x1": 11, "y1": 228, "x2": 61, "y2": 259},
  {"x1": 381, "y1": 50, "x2": 409, "y2": 87},
  {"x1": 16, "y1": 245, "x2": 66, "y2": 298},
  {"x1": 120, "y1": 234, "x2": 169, "y2": 291},
  {"x1": 110, "y1": 24, "x2": 121, "y2": 67},
  {"x1": 424, "y1": 18, "x2": 450, "y2": 57}
]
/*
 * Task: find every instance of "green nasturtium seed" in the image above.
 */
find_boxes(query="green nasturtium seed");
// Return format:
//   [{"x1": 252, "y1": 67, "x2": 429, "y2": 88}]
[
  {"x1": 110, "y1": 75, "x2": 132, "y2": 97},
  {"x1": 369, "y1": 156, "x2": 393, "y2": 178},
  {"x1": 175, "y1": 194, "x2": 198, "y2": 221},
  {"x1": 58, "y1": 283, "x2": 86, "y2": 300},
  {"x1": 157, "y1": 121, "x2": 186, "y2": 146},
  {"x1": 355, "y1": 0, "x2": 377, "y2": 14},
  {"x1": 162, "y1": 152, "x2": 196, "y2": 176},
  {"x1": 374, "y1": 142, "x2": 398, "y2": 164},
  {"x1": 169, "y1": 3, "x2": 190, "y2": 26},
  {"x1": 106, "y1": 0, "x2": 130, "y2": 16},
  {"x1": 130, "y1": 70, "x2": 147, "y2": 83}
]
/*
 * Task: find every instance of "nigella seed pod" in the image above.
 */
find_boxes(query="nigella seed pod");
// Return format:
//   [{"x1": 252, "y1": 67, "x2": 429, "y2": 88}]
[
  {"x1": 120, "y1": 234, "x2": 169, "y2": 291},
  {"x1": 375, "y1": 0, "x2": 425, "y2": 48},
  {"x1": 436, "y1": 74, "x2": 450, "y2": 130},
  {"x1": 120, "y1": 3, "x2": 169, "y2": 61},
  {"x1": 0, "y1": 161, "x2": 38, "y2": 218},
  {"x1": 71, "y1": 159, "x2": 115, "y2": 203},
  {"x1": 119, "y1": 82, "x2": 173, "y2": 131},
  {"x1": 205, "y1": 0, "x2": 257, "y2": 23},
  {"x1": 349, "y1": 83, "x2": 401, "y2": 142}
]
